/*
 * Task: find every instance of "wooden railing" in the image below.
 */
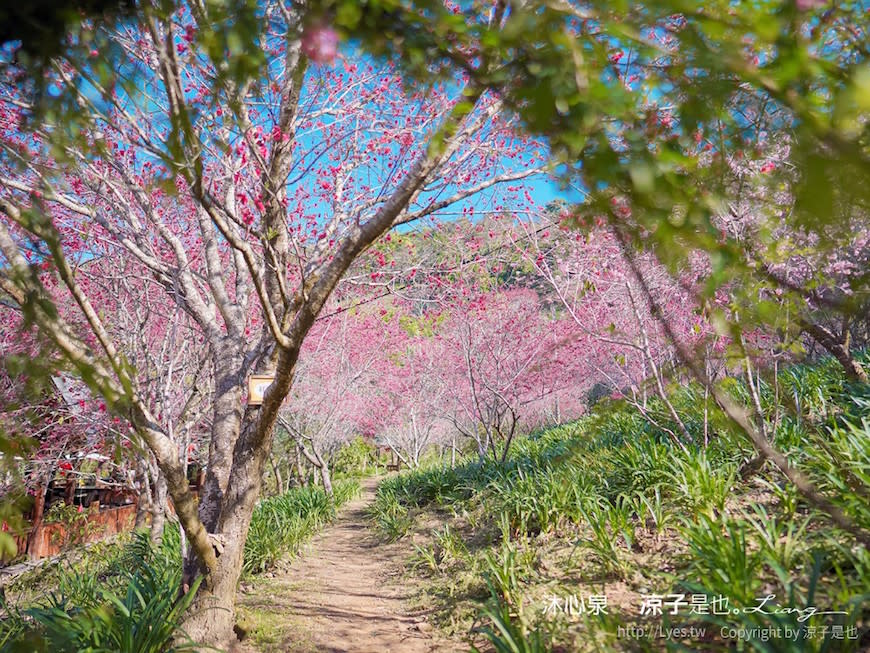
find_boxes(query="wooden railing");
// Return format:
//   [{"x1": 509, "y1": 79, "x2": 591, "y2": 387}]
[{"x1": 3, "y1": 502, "x2": 139, "y2": 562}]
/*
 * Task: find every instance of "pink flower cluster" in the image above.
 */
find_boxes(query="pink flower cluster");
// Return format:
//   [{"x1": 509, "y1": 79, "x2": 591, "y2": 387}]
[{"x1": 302, "y1": 25, "x2": 339, "y2": 64}]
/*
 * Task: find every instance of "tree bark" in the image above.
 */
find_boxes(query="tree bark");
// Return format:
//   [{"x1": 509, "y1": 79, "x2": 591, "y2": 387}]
[
  {"x1": 181, "y1": 407, "x2": 268, "y2": 646},
  {"x1": 180, "y1": 346, "x2": 245, "y2": 634},
  {"x1": 150, "y1": 469, "x2": 168, "y2": 545},
  {"x1": 318, "y1": 457, "x2": 333, "y2": 497},
  {"x1": 134, "y1": 461, "x2": 152, "y2": 530},
  {"x1": 198, "y1": 348, "x2": 244, "y2": 532},
  {"x1": 801, "y1": 319, "x2": 869, "y2": 383}
]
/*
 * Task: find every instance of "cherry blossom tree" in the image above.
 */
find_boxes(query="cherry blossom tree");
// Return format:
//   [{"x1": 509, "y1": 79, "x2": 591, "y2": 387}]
[
  {"x1": 514, "y1": 217, "x2": 724, "y2": 448},
  {"x1": 277, "y1": 307, "x2": 388, "y2": 494},
  {"x1": 370, "y1": 329, "x2": 449, "y2": 469},
  {"x1": 715, "y1": 137, "x2": 870, "y2": 383},
  {"x1": 440, "y1": 288, "x2": 566, "y2": 462},
  {"x1": 0, "y1": 2, "x2": 540, "y2": 642}
]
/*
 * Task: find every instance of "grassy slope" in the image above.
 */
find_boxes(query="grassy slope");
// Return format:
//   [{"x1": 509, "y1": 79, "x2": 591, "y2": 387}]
[{"x1": 372, "y1": 358, "x2": 870, "y2": 652}]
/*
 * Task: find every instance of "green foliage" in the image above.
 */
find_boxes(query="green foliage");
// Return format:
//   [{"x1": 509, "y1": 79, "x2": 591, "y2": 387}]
[
  {"x1": 331, "y1": 436, "x2": 380, "y2": 478},
  {"x1": 473, "y1": 529, "x2": 551, "y2": 653},
  {"x1": 369, "y1": 483, "x2": 415, "y2": 542},
  {"x1": 800, "y1": 420, "x2": 870, "y2": 530},
  {"x1": 0, "y1": 0, "x2": 135, "y2": 89},
  {"x1": 779, "y1": 359, "x2": 848, "y2": 423},
  {"x1": 380, "y1": 356, "x2": 870, "y2": 650},
  {"x1": 482, "y1": 539, "x2": 524, "y2": 611},
  {"x1": 0, "y1": 526, "x2": 198, "y2": 653},
  {"x1": 664, "y1": 454, "x2": 736, "y2": 521},
  {"x1": 576, "y1": 498, "x2": 634, "y2": 581},
  {"x1": 745, "y1": 505, "x2": 810, "y2": 583},
  {"x1": 472, "y1": 596, "x2": 550, "y2": 653},
  {"x1": 679, "y1": 513, "x2": 764, "y2": 606},
  {"x1": 242, "y1": 479, "x2": 359, "y2": 575}
]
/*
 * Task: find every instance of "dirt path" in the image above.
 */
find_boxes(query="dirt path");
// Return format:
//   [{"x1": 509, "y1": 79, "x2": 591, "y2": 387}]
[{"x1": 235, "y1": 477, "x2": 451, "y2": 653}]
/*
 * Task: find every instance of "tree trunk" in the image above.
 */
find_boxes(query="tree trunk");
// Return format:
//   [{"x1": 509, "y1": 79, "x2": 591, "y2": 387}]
[
  {"x1": 269, "y1": 454, "x2": 283, "y2": 497},
  {"x1": 498, "y1": 415, "x2": 517, "y2": 465},
  {"x1": 197, "y1": 350, "x2": 244, "y2": 532},
  {"x1": 134, "y1": 495, "x2": 150, "y2": 530},
  {"x1": 318, "y1": 457, "x2": 333, "y2": 496},
  {"x1": 134, "y1": 461, "x2": 152, "y2": 530},
  {"x1": 802, "y1": 319, "x2": 869, "y2": 383},
  {"x1": 181, "y1": 404, "x2": 277, "y2": 647},
  {"x1": 180, "y1": 348, "x2": 247, "y2": 646},
  {"x1": 150, "y1": 469, "x2": 168, "y2": 545},
  {"x1": 181, "y1": 526, "x2": 248, "y2": 648},
  {"x1": 294, "y1": 445, "x2": 307, "y2": 487}
]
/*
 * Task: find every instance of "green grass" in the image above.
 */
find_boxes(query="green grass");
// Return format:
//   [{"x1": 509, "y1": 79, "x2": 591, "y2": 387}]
[
  {"x1": 0, "y1": 526, "x2": 199, "y2": 653},
  {"x1": 374, "y1": 355, "x2": 870, "y2": 651},
  {"x1": 243, "y1": 479, "x2": 359, "y2": 575},
  {"x1": 0, "y1": 478, "x2": 361, "y2": 651}
]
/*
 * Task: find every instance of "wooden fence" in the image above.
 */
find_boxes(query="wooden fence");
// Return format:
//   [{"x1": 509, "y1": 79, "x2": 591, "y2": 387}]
[{"x1": 4, "y1": 502, "x2": 140, "y2": 562}]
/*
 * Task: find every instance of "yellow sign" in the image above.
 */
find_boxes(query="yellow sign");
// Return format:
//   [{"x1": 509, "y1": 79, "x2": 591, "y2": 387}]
[{"x1": 248, "y1": 375, "x2": 275, "y2": 405}]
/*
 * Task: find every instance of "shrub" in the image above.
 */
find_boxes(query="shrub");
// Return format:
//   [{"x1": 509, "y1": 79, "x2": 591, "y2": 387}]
[
  {"x1": 332, "y1": 436, "x2": 380, "y2": 478},
  {"x1": 242, "y1": 479, "x2": 359, "y2": 575},
  {"x1": 0, "y1": 526, "x2": 198, "y2": 653}
]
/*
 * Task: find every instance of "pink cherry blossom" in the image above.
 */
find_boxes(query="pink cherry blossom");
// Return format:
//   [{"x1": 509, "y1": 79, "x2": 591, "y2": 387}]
[{"x1": 302, "y1": 25, "x2": 339, "y2": 65}]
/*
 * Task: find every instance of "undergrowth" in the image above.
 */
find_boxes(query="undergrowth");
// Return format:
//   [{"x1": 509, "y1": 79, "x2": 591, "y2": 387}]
[
  {"x1": 0, "y1": 525, "x2": 198, "y2": 652},
  {"x1": 243, "y1": 479, "x2": 360, "y2": 576},
  {"x1": 373, "y1": 355, "x2": 870, "y2": 652},
  {"x1": 0, "y1": 478, "x2": 360, "y2": 651}
]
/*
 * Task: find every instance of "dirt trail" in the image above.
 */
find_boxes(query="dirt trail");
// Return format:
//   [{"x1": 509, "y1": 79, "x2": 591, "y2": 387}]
[{"x1": 236, "y1": 477, "x2": 451, "y2": 653}]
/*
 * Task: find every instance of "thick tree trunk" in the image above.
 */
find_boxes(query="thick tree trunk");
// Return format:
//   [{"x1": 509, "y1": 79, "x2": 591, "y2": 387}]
[
  {"x1": 181, "y1": 528, "x2": 248, "y2": 648},
  {"x1": 179, "y1": 347, "x2": 247, "y2": 646},
  {"x1": 181, "y1": 336, "x2": 294, "y2": 647},
  {"x1": 198, "y1": 349, "x2": 244, "y2": 531},
  {"x1": 182, "y1": 400, "x2": 279, "y2": 647}
]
